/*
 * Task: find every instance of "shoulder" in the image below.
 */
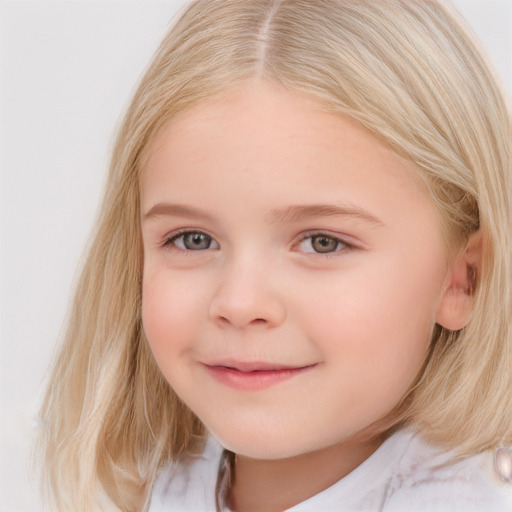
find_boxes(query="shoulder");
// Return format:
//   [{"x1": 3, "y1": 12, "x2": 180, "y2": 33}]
[
  {"x1": 148, "y1": 436, "x2": 223, "y2": 512},
  {"x1": 383, "y1": 431, "x2": 512, "y2": 512}
]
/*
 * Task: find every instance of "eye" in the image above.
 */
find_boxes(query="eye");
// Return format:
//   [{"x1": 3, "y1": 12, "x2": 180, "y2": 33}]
[
  {"x1": 298, "y1": 234, "x2": 348, "y2": 254},
  {"x1": 164, "y1": 231, "x2": 219, "y2": 251}
]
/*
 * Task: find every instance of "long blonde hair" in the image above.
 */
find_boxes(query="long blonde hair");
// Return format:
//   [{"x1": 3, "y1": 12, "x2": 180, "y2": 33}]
[{"x1": 39, "y1": 1, "x2": 512, "y2": 510}]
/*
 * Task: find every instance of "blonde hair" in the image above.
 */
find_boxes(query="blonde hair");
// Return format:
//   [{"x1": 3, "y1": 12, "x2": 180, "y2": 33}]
[{"x1": 39, "y1": 0, "x2": 512, "y2": 510}]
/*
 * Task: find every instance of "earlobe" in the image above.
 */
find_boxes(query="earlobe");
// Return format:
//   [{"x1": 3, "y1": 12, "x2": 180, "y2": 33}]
[{"x1": 435, "y1": 230, "x2": 483, "y2": 331}]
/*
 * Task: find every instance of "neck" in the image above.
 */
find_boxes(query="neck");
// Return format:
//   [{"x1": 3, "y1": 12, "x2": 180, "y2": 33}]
[{"x1": 227, "y1": 435, "x2": 383, "y2": 512}]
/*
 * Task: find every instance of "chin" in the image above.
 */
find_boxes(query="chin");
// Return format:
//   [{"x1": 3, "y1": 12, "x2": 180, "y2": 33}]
[
  {"x1": 218, "y1": 436, "x2": 303, "y2": 460},
  {"x1": 206, "y1": 422, "x2": 325, "y2": 460}
]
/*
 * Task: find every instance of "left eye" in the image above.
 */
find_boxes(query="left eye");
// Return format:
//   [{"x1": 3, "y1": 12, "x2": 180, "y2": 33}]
[
  {"x1": 165, "y1": 232, "x2": 219, "y2": 251},
  {"x1": 298, "y1": 234, "x2": 347, "y2": 254}
]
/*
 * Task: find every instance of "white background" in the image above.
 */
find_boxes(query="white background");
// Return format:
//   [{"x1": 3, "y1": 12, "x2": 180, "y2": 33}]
[{"x1": 0, "y1": 1, "x2": 511, "y2": 510}]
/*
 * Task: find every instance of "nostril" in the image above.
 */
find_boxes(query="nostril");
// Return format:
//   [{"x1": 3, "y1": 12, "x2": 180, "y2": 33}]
[
  {"x1": 208, "y1": 282, "x2": 286, "y2": 329},
  {"x1": 214, "y1": 315, "x2": 270, "y2": 329},
  {"x1": 217, "y1": 316, "x2": 231, "y2": 326},
  {"x1": 250, "y1": 318, "x2": 268, "y2": 325}
]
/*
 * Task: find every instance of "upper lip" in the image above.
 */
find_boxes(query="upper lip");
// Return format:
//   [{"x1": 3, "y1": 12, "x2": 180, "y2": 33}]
[{"x1": 203, "y1": 360, "x2": 315, "y2": 372}]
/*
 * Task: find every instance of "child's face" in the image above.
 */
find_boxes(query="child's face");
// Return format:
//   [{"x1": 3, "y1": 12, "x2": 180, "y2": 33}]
[{"x1": 140, "y1": 80, "x2": 451, "y2": 459}]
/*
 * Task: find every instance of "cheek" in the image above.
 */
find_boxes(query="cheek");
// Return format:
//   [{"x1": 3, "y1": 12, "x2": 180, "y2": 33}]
[
  {"x1": 295, "y1": 254, "x2": 444, "y2": 385},
  {"x1": 141, "y1": 269, "x2": 201, "y2": 363}
]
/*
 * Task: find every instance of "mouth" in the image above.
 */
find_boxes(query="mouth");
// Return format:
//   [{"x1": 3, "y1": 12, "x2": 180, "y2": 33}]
[{"x1": 202, "y1": 360, "x2": 316, "y2": 391}]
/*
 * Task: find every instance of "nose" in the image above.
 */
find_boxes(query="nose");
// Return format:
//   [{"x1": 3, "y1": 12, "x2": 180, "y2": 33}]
[{"x1": 208, "y1": 257, "x2": 286, "y2": 329}]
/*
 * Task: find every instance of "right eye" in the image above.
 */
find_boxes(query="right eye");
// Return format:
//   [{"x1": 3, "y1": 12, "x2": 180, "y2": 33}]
[{"x1": 164, "y1": 231, "x2": 219, "y2": 251}]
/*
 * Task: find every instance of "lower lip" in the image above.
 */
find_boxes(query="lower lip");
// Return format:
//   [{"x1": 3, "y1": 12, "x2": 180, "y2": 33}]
[{"x1": 204, "y1": 365, "x2": 315, "y2": 391}]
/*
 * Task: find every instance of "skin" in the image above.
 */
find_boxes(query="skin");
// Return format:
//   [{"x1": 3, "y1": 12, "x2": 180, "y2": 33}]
[{"x1": 140, "y1": 79, "x2": 463, "y2": 511}]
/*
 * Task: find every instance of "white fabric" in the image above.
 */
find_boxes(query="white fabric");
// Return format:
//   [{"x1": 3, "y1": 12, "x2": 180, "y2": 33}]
[{"x1": 148, "y1": 429, "x2": 512, "y2": 511}]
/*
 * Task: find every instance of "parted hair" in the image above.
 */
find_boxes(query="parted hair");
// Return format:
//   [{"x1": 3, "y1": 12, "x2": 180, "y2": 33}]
[{"x1": 39, "y1": 1, "x2": 512, "y2": 510}]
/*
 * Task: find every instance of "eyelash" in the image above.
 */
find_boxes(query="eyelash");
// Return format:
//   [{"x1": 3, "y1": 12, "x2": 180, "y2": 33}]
[
  {"x1": 296, "y1": 232, "x2": 354, "y2": 257},
  {"x1": 162, "y1": 230, "x2": 218, "y2": 252},
  {"x1": 161, "y1": 230, "x2": 355, "y2": 256}
]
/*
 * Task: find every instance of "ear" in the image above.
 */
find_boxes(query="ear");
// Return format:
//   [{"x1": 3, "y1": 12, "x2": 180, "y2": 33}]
[{"x1": 436, "y1": 230, "x2": 483, "y2": 331}]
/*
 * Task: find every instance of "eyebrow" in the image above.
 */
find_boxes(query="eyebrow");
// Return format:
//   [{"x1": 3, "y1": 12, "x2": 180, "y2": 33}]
[
  {"x1": 143, "y1": 203, "x2": 213, "y2": 222},
  {"x1": 270, "y1": 204, "x2": 384, "y2": 226},
  {"x1": 143, "y1": 202, "x2": 384, "y2": 226}
]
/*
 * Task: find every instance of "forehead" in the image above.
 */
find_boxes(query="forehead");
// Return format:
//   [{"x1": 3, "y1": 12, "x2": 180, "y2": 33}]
[
  {"x1": 143, "y1": 80, "x2": 422, "y2": 187},
  {"x1": 140, "y1": 80, "x2": 437, "y2": 232}
]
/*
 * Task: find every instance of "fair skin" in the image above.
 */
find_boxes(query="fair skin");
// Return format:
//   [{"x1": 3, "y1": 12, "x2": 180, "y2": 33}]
[{"x1": 140, "y1": 80, "x2": 469, "y2": 511}]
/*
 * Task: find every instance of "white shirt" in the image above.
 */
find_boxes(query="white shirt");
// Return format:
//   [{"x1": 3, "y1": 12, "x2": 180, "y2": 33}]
[{"x1": 148, "y1": 429, "x2": 512, "y2": 511}]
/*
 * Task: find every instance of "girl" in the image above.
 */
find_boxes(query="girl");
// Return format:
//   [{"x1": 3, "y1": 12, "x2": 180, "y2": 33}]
[{"x1": 39, "y1": 0, "x2": 512, "y2": 511}]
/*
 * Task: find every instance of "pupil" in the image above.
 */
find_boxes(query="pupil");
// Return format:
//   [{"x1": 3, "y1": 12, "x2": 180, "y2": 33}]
[
  {"x1": 185, "y1": 233, "x2": 210, "y2": 250},
  {"x1": 312, "y1": 236, "x2": 337, "y2": 253}
]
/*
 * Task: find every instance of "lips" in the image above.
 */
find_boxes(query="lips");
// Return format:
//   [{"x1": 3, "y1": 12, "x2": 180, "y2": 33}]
[
  {"x1": 208, "y1": 360, "x2": 304, "y2": 372},
  {"x1": 202, "y1": 360, "x2": 316, "y2": 391}
]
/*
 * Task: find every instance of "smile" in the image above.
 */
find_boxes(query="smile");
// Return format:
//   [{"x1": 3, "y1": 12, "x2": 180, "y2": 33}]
[{"x1": 202, "y1": 361, "x2": 317, "y2": 391}]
